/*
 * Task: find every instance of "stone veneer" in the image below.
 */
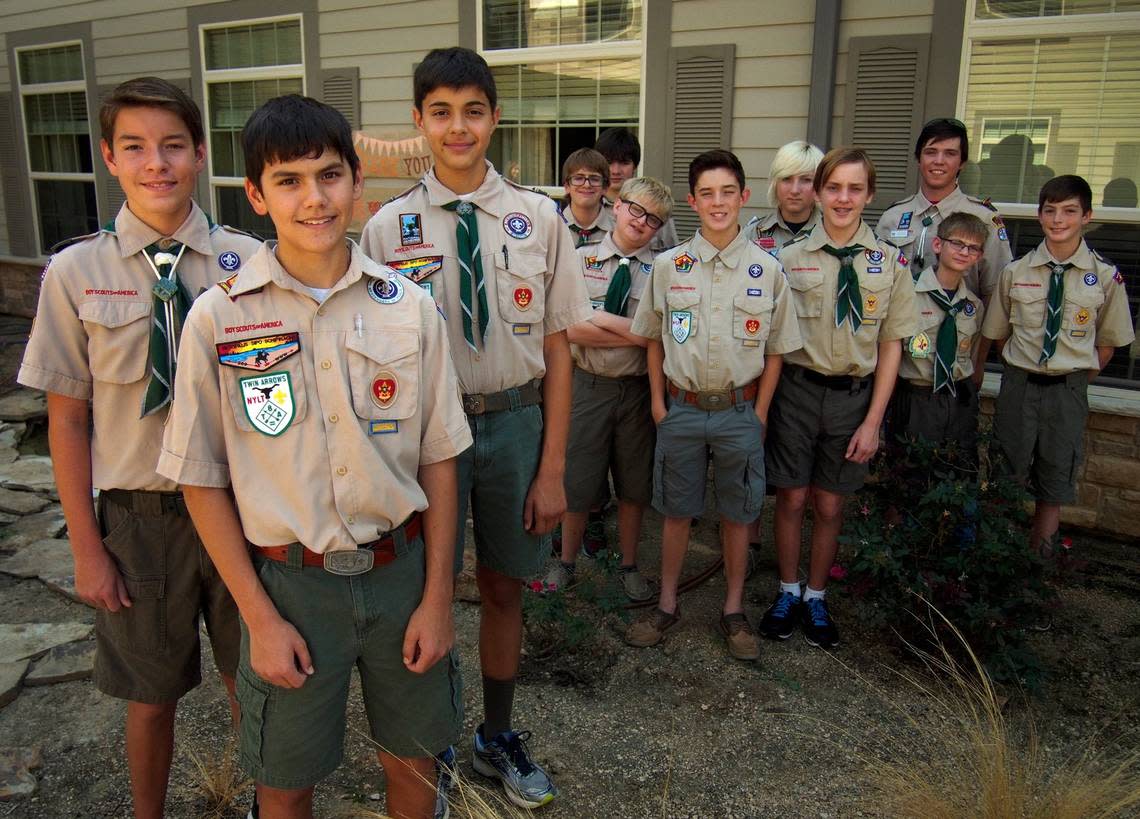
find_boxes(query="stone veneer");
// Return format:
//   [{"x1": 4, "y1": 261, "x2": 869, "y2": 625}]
[{"x1": 0, "y1": 258, "x2": 45, "y2": 319}]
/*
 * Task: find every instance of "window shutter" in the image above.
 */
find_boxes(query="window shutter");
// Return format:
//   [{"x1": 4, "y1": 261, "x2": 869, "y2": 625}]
[
  {"x1": 664, "y1": 45, "x2": 735, "y2": 242},
  {"x1": 0, "y1": 93, "x2": 37, "y2": 258},
  {"x1": 843, "y1": 36, "x2": 930, "y2": 222},
  {"x1": 321, "y1": 67, "x2": 360, "y2": 131}
]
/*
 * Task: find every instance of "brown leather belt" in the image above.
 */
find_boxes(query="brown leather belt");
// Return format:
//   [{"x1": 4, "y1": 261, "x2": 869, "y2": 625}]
[
  {"x1": 462, "y1": 378, "x2": 543, "y2": 416},
  {"x1": 255, "y1": 512, "x2": 422, "y2": 569},
  {"x1": 667, "y1": 380, "x2": 758, "y2": 411}
]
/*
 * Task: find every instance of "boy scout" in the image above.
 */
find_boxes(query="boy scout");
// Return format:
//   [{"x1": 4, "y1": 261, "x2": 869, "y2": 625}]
[
  {"x1": 16, "y1": 77, "x2": 259, "y2": 819},
  {"x1": 876, "y1": 118, "x2": 1012, "y2": 298},
  {"x1": 360, "y1": 47, "x2": 591, "y2": 810},
  {"x1": 979, "y1": 175, "x2": 1134, "y2": 555},
  {"x1": 560, "y1": 148, "x2": 613, "y2": 247},
  {"x1": 763, "y1": 147, "x2": 918, "y2": 649},
  {"x1": 626, "y1": 150, "x2": 802, "y2": 661},
  {"x1": 596, "y1": 127, "x2": 681, "y2": 251},
  {"x1": 748, "y1": 140, "x2": 824, "y2": 255},
  {"x1": 546, "y1": 176, "x2": 675, "y2": 601},
  {"x1": 893, "y1": 212, "x2": 988, "y2": 455},
  {"x1": 159, "y1": 95, "x2": 471, "y2": 819}
]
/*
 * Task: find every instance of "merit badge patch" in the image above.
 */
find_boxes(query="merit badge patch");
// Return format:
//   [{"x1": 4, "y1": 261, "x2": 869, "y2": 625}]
[
  {"x1": 216, "y1": 332, "x2": 300, "y2": 371},
  {"x1": 747, "y1": 288, "x2": 762, "y2": 296},
  {"x1": 964, "y1": 301, "x2": 976, "y2": 317},
  {"x1": 514, "y1": 286, "x2": 534, "y2": 310},
  {"x1": 673, "y1": 253, "x2": 695, "y2": 274},
  {"x1": 748, "y1": 264, "x2": 763, "y2": 278},
  {"x1": 369, "y1": 420, "x2": 399, "y2": 435},
  {"x1": 585, "y1": 256, "x2": 604, "y2": 271},
  {"x1": 1083, "y1": 272, "x2": 1098, "y2": 286},
  {"x1": 898, "y1": 211, "x2": 913, "y2": 231},
  {"x1": 670, "y1": 311, "x2": 692, "y2": 343},
  {"x1": 866, "y1": 249, "x2": 884, "y2": 265},
  {"x1": 908, "y1": 332, "x2": 931, "y2": 359},
  {"x1": 371, "y1": 372, "x2": 397, "y2": 409},
  {"x1": 368, "y1": 275, "x2": 404, "y2": 305},
  {"x1": 1075, "y1": 308, "x2": 1091, "y2": 325},
  {"x1": 399, "y1": 213, "x2": 423, "y2": 246},
  {"x1": 504, "y1": 212, "x2": 532, "y2": 239},
  {"x1": 388, "y1": 256, "x2": 443, "y2": 282},
  {"x1": 744, "y1": 318, "x2": 761, "y2": 336},
  {"x1": 218, "y1": 250, "x2": 241, "y2": 272},
  {"x1": 864, "y1": 294, "x2": 879, "y2": 314},
  {"x1": 240, "y1": 372, "x2": 295, "y2": 436}
]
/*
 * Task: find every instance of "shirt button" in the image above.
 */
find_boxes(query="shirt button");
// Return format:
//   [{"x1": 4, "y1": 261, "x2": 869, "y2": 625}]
[
  {"x1": 336, "y1": 466, "x2": 348, "y2": 476},
  {"x1": 347, "y1": 516, "x2": 355, "y2": 525},
  {"x1": 321, "y1": 360, "x2": 332, "y2": 370},
  {"x1": 329, "y1": 413, "x2": 339, "y2": 423},
  {"x1": 317, "y1": 308, "x2": 325, "y2": 316}
]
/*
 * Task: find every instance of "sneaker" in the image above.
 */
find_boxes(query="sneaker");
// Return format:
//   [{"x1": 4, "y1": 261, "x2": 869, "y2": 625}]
[
  {"x1": 624, "y1": 606, "x2": 681, "y2": 647},
  {"x1": 745, "y1": 543, "x2": 763, "y2": 580},
  {"x1": 541, "y1": 561, "x2": 574, "y2": 593},
  {"x1": 801, "y1": 596, "x2": 840, "y2": 648},
  {"x1": 581, "y1": 512, "x2": 607, "y2": 558},
  {"x1": 719, "y1": 612, "x2": 760, "y2": 661},
  {"x1": 758, "y1": 592, "x2": 801, "y2": 640},
  {"x1": 618, "y1": 567, "x2": 654, "y2": 602},
  {"x1": 433, "y1": 746, "x2": 457, "y2": 819},
  {"x1": 472, "y1": 725, "x2": 558, "y2": 810}
]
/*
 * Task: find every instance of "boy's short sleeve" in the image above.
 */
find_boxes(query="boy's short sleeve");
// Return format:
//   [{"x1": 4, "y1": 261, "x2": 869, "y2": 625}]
[
  {"x1": 764, "y1": 266, "x2": 803, "y2": 356},
  {"x1": 1094, "y1": 268, "x2": 1136, "y2": 349},
  {"x1": 981, "y1": 262, "x2": 1015, "y2": 341},
  {"x1": 540, "y1": 207, "x2": 593, "y2": 335},
  {"x1": 629, "y1": 256, "x2": 665, "y2": 340},
  {"x1": 417, "y1": 294, "x2": 474, "y2": 465},
  {"x1": 17, "y1": 255, "x2": 95, "y2": 399},
  {"x1": 879, "y1": 247, "x2": 919, "y2": 342}
]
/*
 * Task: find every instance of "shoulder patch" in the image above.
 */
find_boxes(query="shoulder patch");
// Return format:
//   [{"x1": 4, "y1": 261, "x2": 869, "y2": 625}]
[
  {"x1": 216, "y1": 274, "x2": 262, "y2": 300},
  {"x1": 883, "y1": 195, "x2": 916, "y2": 212},
  {"x1": 383, "y1": 180, "x2": 426, "y2": 208},
  {"x1": 880, "y1": 237, "x2": 901, "y2": 251},
  {"x1": 504, "y1": 177, "x2": 550, "y2": 198},
  {"x1": 49, "y1": 228, "x2": 106, "y2": 255},
  {"x1": 212, "y1": 223, "x2": 263, "y2": 241},
  {"x1": 969, "y1": 195, "x2": 999, "y2": 213}
]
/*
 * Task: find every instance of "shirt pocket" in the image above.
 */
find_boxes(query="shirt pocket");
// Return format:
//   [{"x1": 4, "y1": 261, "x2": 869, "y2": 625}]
[
  {"x1": 733, "y1": 294, "x2": 773, "y2": 345},
  {"x1": 955, "y1": 312, "x2": 979, "y2": 359},
  {"x1": 787, "y1": 270, "x2": 825, "y2": 318},
  {"x1": 1061, "y1": 284, "x2": 1104, "y2": 332},
  {"x1": 344, "y1": 330, "x2": 420, "y2": 421},
  {"x1": 495, "y1": 249, "x2": 546, "y2": 325},
  {"x1": 1009, "y1": 284, "x2": 1047, "y2": 328},
  {"x1": 78, "y1": 300, "x2": 151, "y2": 384},
  {"x1": 224, "y1": 353, "x2": 309, "y2": 435},
  {"x1": 858, "y1": 272, "x2": 893, "y2": 328},
  {"x1": 665, "y1": 290, "x2": 700, "y2": 342}
]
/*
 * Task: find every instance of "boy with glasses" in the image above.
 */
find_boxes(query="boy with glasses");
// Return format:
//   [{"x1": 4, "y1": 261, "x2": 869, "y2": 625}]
[{"x1": 560, "y1": 148, "x2": 612, "y2": 248}]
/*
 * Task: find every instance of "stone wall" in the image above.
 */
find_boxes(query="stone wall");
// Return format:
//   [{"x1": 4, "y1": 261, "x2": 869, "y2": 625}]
[{"x1": 0, "y1": 259, "x2": 45, "y2": 320}]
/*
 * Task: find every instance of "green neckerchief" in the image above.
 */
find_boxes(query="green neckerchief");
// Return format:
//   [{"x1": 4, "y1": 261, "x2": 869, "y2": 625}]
[
  {"x1": 821, "y1": 244, "x2": 864, "y2": 332},
  {"x1": 442, "y1": 200, "x2": 490, "y2": 350},
  {"x1": 927, "y1": 286, "x2": 970, "y2": 396},
  {"x1": 603, "y1": 257, "x2": 632, "y2": 316},
  {"x1": 141, "y1": 241, "x2": 191, "y2": 417},
  {"x1": 1040, "y1": 262, "x2": 1072, "y2": 364}
]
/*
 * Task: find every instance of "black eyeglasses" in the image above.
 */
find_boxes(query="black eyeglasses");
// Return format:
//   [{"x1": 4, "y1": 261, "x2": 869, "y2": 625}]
[
  {"x1": 568, "y1": 174, "x2": 605, "y2": 188},
  {"x1": 942, "y1": 238, "x2": 983, "y2": 256},
  {"x1": 622, "y1": 199, "x2": 665, "y2": 230}
]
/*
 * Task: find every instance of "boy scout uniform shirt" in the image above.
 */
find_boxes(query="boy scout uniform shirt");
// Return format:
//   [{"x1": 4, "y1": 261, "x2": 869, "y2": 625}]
[
  {"x1": 980, "y1": 239, "x2": 1135, "y2": 374},
  {"x1": 360, "y1": 162, "x2": 593, "y2": 395},
  {"x1": 17, "y1": 202, "x2": 261, "y2": 492},
  {"x1": 780, "y1": 222, "x2": 919, "y2": 378},
  {"x1": 157, "y1": 242, "x2": 473, "y2": 554},
  {"x1": 899, "y1": 265, "x2": 985, "y2": 385},
  {"x1": 559, "y1": 200, "x2": 614, "y2": 247},
  {"x1": 630, "y1": 228, "x2": 802, "y2": 391},
  {"x1": 573, "y1": 233, "x2": 655, "y2": 377},
  {"x1": 875, "y1": 186, "x2": 1012, "y2": 297},
  {"x1": 748, "y1": 207, "x2": 821, "y2": 257}
]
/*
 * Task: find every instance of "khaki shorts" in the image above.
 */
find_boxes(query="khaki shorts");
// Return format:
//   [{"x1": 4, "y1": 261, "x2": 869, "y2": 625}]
[
  {"x1": 94, "y1": 490, "x2": 240, "y2": 704},
  {"x1": 238, "y1": 536, "x2": 463, "y2": 790},
  {"x1": 993, "y1": 366, "x2": 1088, "y2": 504},
  {"x1": 564, "y1": 368, "x2": 655, "y2": 511},
  {"x1": 765, "y1": 365, "x2": 874, "y2": 495}
]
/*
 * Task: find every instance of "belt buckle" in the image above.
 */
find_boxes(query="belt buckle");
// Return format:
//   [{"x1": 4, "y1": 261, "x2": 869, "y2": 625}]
[
  {"x1": 697, "y1": 390, "x2": 729, "y2": 411},
  {"x1": 323, "y1": 549, "x2": 374, "y2": 576},
  {"x1": 462, "y1": 393, "x2": 485, "y2": 415}
]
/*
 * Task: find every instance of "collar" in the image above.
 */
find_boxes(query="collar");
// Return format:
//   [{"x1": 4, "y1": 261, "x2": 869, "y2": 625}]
[
  {"x1": 760, "y1": 206, "x2": 819, "y2": 232},
  {"x1": 803, "y1": 220, "x2": 879, "y2": 252},
  {"x1": 114, "y1": 201, "x2": 214, "y2": 259},
  {"x1": 932, "y1": 186, "x2": 967, "y2": 217},
  {"x1": 561, "y1": 201, "x2": 607, "y2": 232},
  {"x1": 422, "y1": 161, "x2": 503, "y2": 218},
  {"x1": 228, "y1": 240, "x2": 365, "y2": 298},
  {"x1": 594, "y1": 232, "x2": 656, "y2": 266},
  {"x1": 914, "y1": 265, "x2": 972, "y2": 302},
  {"x1": 692, "y1": 226, "x2": 749, "y2": 268},
  {"x1": 1028, "y1": 239, "x2": 1094, "y2": 271}
]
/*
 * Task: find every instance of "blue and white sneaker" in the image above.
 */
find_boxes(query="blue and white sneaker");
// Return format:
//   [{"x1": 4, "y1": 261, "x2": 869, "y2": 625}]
[
  {"x1": 433, "y1": 745, "x2": 457, "y2": 819},
  {"x1": 801, "y1": 596, "x2": 840, "y2": 648},
  {"x1": 472, "y1": 724, "x2": 557, "y2": 809},
  {"x1": 758, "y1": 591, "x2": 801, "y2": 640}
]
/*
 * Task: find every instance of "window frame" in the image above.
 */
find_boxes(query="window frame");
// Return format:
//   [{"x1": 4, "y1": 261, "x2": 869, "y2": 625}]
[{"x1": 14, "y1": 39, "x2": 97, "y2": 254}]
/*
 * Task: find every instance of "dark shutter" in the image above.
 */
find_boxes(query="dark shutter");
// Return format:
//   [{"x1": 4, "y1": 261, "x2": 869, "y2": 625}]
[
  {"x1": 321, "y1": 67, "x2": 360, "y2": 131},
  {"x1": 0, "y1": 93, "x2": 37, "y2": 258}
]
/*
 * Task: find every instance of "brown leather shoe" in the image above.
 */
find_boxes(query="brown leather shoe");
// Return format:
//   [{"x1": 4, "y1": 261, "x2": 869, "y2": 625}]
[
  {"x1": 625, "y1": 606, "x2": 681, "y2": 647},
  {"x1": 720, "y1": 612, "x2": 760, "y2": 661}
]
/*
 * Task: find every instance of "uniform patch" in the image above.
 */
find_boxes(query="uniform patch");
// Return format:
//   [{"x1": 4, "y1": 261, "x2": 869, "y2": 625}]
[
  {"x1": 1083, "y1": 272, "x2": 1098, "y2": 286},
  {"x1": 421, "y1": 281, "x2": 433, "y2": 298},
  {"x1": 898, "y1": 211, "x2": 913, "y2": 231},
  {"x1": 674, "y1": 253, "x2": 695, "y2": 273},
  {"x1": 890, "y1": 229, "x2": 909, "y2": 239},
  {"x1": 371, "y1": 372, "x2": 397, "y2": 408},
  {"x1": 387, "y1": 256, "x2": 443, "y2": 282},
  {"x1": 369, "y1": 420, "x2": 399, "y2": 435},
  {"x1": 1071, "y1": 329, "x2": 1087, "y2": 338},
  {"x1": 958, "y1": 338, "x2": 971, "y2": 352},
  {"x1": 747, "y1": 288, "x2": 762, "y2": 296},
  {"x1": 908, "y1": 332, "x2": 931, "y2": 359},
  {"x1": 867, "y1": 266, "x2": 882, "y2": 274},
  {"x1": 997, "y1": 227, "x2": 1008, "y2": 242},
  {"x1": 866, "y1": 249, "x2": 884, "y2": 264},
  {"x1": 399, "y1": 213, "x2": 423, "y2": 246},
  {"x1": 512, "y1": 324, "x2": 531, "y2": 335},
  {"x1": 670, "y1": 311, "x2": 692, "y2": 343},
  {"x1": 216, "y1": 332, "x2": 300, "y2": 371},
  {"x1": 864, "y1": 294, "x2": 878, "y2": 314},
  {"x1": 964, "y1": 301, "x2": 976, "y2": 316},
  {"x1": 1113, "y1": 269, "x2": 1124, "y2": 284},
  {"x1": 218, "y1": 250, "x2": 241, "y2": 272},
  {"x1": 503, "y1": 212, "x2": 532, "y2": 239},
  {"x1": 748, "y1": 264, "x2": 763, "y2": 278},
  {"x1": 240, "y1": 372, "x2": 295, "y2": 436},
  {"x1": 1075, "y1": 308, "x2": 1091, "y2": 325},
  {"x1": 756, "y1": 236, "x2": 776, "y2": 250},
  {"x1": 744, "y1": 318, "x2": 761, "y2": 336},
  {"x1": 897, "y1": 252, "x2": 909, "y2": 267},
  {"x1": 513, "y1": 287, "x2": 534, "y2": 310},
  {"x1": 590, "y1": 298, "x2": 605, "y2": 310},
  {"x1": 585, "y1": 256, "x2": 603, "y2": 270},
  {"x1": 641, "y1": 262, "x2": 653, "y2": 274},
  {"x1": 368, "y1": 275, "x2": 404, "y2": 304}
]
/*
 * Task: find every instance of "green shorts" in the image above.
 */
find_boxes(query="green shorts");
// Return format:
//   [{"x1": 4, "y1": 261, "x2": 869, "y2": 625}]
[
  {"x1": 456, "y1": 403, "x2": 550, "y2": 579},
  {"x1": 94, "y1": 490, "x2": 239, "y2": 704},
  {"x1": 993, "y1": 366, "x2": 1088, "y2": 504},
  {"x1": 564, "y1": 369, "x2": 654, "y2": 511},
  {"x1": 237, "y1": 536, "x2": 462, "y2": 790}
]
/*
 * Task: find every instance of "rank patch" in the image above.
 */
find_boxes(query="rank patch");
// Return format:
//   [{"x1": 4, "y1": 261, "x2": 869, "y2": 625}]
[
  {"x1": 1083, "y1": 272, "x2": 1098, "y2": 286},
  {"x1": 513, "y1": 287, "x2": 533, "y2": 310},
  {"x1": 866, "y1": 249, "x2": 884, "y2": 264},
  {"x1": 504, "y1": 212, "x2": 532, "y2": 239},
  {"x1": 1075, "y1": 307, "x2": 1090, "y2": 325},
  {"x1": 864, "y1": 294, "x2": 879, "y2": 314},
  {"x1": 369, "y1": 420, "x2": 399, "y2": 435},
  {"x1": 217, "y1": 332, "x2": 300, "y2": 371},
  {"x1": 744, "y1": 318, "x2": 761, "y2": 336},
  {"x1": 218, "y1": 250, "x2": 241, "y2": 272},
  {"x1": 748, "y1": 264, "x2": 763, "y2": 278},
  {"x1": 387, "y1": 256, "x2": 443, "y2": 282},
  {"x1": 673, "y1": 253, "x2": 695, "y2": 273},
  {"x1": 399, "y1": 213, "x2": 423, "y2": 246},
  {"x1": 371, "y1": 371, "x2": 397, "y2": 408},
  {"x1": 368, "y1": 275, "x2": 404, "y2": 304},
  {"x1": 670, "y1": 311, "x2": 692, "y2": 344},
  {"x1": 240, "y1": 372, "x2": 295, "y2": 436},
  {"x1": 908, "y1": 332, "x2": 931, "y2": 359}
]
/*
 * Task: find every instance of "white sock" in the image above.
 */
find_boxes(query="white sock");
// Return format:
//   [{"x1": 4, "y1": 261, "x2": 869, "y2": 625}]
[
  {"x1": 779, "y1": 581, "x2": 802, "y2": 598},
  {"x1": 803, "y1": 586, "x2": 826, "y2": 601}
]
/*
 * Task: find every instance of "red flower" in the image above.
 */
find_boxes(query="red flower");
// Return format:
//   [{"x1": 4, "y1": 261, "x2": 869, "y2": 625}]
[{"x1": 829, "y1": 564, "x2": 848, "y2": 581}]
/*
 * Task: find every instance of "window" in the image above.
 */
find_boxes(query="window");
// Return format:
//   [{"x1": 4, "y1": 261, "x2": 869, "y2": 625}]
[
  {"x1": 480, "y1": 1, "x2": 644, "y2": 189},
  {"x1": 201, "y1": 17, "x2": 305, "y2": 238},
  {"x1": 16, "y1": 42, "x2": 97, "y2": 254}
]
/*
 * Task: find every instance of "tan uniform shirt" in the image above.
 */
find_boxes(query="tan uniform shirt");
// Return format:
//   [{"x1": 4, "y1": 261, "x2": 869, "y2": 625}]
[
  {"x1": 360, "y1": 163, "x2": 593, "y2": 394},
  {"x1": 781, "y1": 222, "x2": 919, "y2": 378},
  {"x1": 748, "y1": 207, "x2": 821, "y2": 257},
  {"x1": 157, "y1": 243, "x2": 472, "y2": 553},
  {"x1": 572, "y1": 233, "x2": 656, "y2": 377},
  {"x1": 630, "y1": 228, "x2": 802, "y2": 391},
  {"x1": 876, "y1": 186, "x2": 1013, "y2": 297},
  {"x1": 899, "y1": 266, "x2": 985, "y2": 386},
  {"x1": 17, "y1": 202, "x2": 261, "y2": 491},
  {"x1": 560, "y1": 200, "x2": 615, "y2": 247},
  {"x1": 602, "y1": 198, "x2": 681, "y2": 252},
  {"x1": 981, "y1": 240, "x2": 1135, "y2": 374}
]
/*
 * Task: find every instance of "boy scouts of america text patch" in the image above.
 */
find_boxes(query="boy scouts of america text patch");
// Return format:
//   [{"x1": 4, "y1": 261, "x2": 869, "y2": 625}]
[
  {"x1": 368, "y1": 275, "x2": 404, "y2": 304},
  {"x1": 504, "y1": 213, "x2": 532, "y2": 239},
  {"x1": 387, "y1": 256, "x2": 443, "y2": 282},
  {"x1": 216, "y1": 333, "x2": 300, "y2": 371},
  {"x1": 240, "y1": 372, "x2": 295, "y2": 436}
]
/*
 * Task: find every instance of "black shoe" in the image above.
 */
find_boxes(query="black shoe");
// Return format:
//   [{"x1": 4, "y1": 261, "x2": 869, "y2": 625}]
[
  {"x1": 801, "y1": 597, "x2": 840, "y2": 648},
  {"x1": 758, "y1": 591, "x2": 800, "y2": 640}
]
